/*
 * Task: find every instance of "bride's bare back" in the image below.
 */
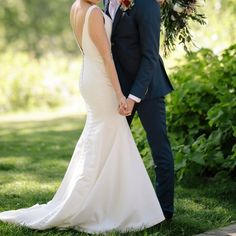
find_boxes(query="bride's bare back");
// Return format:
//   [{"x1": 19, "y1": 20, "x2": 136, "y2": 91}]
[{"x1": 70, "y1": 0, "x2": 92, "y2": 51}]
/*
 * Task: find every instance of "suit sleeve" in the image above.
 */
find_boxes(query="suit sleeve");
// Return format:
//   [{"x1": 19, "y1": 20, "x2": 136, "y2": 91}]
[{"x1": 129, "y1": 0, "x2": 161, "y2": 100}]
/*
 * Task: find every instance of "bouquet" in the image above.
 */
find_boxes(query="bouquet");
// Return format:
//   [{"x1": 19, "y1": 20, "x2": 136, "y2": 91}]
[{"x1": 160, "y1": 0, "x2": 206, "y2": 56}]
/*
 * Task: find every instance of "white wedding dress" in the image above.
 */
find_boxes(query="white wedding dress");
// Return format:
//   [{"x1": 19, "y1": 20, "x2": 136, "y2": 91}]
[{"x1": 0, "y1": 4, "x2": 165, "y2": 234}]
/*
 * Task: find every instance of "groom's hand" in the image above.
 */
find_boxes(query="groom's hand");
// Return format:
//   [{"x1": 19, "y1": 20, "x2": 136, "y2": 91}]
[
  {"x1": 119, "y1": 103, "x2": 130, "y2": 116},
  {"x1": 126, "y1": 98, "x2": 135, "y2": 116}
]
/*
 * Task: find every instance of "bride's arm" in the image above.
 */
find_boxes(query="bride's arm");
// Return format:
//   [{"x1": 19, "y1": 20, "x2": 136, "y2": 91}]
[{"x1": 88, "y1": 8, "x2": 127, "y2": 108}]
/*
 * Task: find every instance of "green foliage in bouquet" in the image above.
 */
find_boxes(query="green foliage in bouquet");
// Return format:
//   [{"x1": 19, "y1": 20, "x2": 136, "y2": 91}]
[{"x1": 161, "y1": 0, "x2": 206, "y2": 56}]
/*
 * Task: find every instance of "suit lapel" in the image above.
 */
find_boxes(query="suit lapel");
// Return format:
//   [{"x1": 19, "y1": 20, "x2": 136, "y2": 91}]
[{"x1": 112, "y1": 7, "x2": 123, "y2": 34}]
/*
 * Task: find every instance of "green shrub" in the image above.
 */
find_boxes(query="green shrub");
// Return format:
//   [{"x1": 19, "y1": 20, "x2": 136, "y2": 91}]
[
  {"x1": 132, "y1": 45, "x2": 236, "y2": 181},
  {"x1": 168, "y1": 44, "x2": 236, "y2": 180},
  {"x1": 0, "y1": 51, "x2": 81, "y2": 113}
]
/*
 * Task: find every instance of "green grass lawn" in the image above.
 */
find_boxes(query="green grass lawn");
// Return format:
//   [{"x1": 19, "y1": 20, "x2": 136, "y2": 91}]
[{"x1": 0, "y1": 112, "x2": 235, "y2": 236}]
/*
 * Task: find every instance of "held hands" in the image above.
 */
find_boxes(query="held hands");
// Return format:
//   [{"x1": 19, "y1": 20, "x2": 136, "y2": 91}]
[{"x1": 118, "y1": 97, "x2": 135, "y2": 117}]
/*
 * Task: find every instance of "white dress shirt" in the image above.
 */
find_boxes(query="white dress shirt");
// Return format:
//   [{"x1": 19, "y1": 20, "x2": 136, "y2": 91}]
[
  {"x1": 108, "y1": 0, "x2": 120, "y2": 21},
  {"x1": 108, "y1": 0, "x2": 142, "y2": 103}
]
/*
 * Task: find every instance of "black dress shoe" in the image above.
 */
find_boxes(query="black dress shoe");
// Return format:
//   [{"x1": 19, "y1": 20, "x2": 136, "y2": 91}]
[{"x1": 163, "y1": 212, "x2": 173, "y2": 220}]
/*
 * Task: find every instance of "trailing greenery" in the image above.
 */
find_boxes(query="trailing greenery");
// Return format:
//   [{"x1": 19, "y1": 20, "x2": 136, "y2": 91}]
[
  {"x1": 0, "y1": 113, "x2": 235, "y2": 236},
  {"x1": 161, "y1": 0, "x2": 206, "y2": 56}
]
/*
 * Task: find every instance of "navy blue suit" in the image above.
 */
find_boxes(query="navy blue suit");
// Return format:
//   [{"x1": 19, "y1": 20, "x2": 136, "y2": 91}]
[{"x1": 104, "y1": 0, "x2": 174, "y2": 218}]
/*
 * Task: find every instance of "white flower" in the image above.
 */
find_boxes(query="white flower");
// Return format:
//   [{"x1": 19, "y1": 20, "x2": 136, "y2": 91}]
[
  {"x1": 173, "y1": 3, "x2": 184, "y2": 13},
  {"x1": 171, "y1": 15, "x2": 176, "y2": 21}
]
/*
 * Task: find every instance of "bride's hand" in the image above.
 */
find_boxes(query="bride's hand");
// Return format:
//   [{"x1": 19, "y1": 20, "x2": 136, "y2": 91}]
[
  {"x1": 119, "y1": 95, "x2": 127, "y2": 109},
  {"x1": 118, "y1": 95, "x2": 129, "y2": 116}
]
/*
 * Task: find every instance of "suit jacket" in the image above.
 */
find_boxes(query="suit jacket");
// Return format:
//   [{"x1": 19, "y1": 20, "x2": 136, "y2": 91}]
[{"x1": 104, "y1": 0, "x2": 173, "y2": 100}]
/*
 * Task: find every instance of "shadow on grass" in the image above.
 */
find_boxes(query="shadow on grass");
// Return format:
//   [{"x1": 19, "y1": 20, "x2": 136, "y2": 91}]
[
  {"x1": 0, "y1": 114, "x2": 87, "y2": 211},
  {"x1": 0, "y1": 115, "x2": 86, "y2": 181}
]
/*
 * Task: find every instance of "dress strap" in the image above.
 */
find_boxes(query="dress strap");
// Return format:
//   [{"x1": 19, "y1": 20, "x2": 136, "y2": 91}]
[
  {"x1": 84, "y1": 5, "x2": 101, "y2": 28},
  {"x1": 82, "y1": 5, "x2": 103, "y2": 53},
  {"x1": 71, "y1": 4, "x2": 101, "y2": 55}
]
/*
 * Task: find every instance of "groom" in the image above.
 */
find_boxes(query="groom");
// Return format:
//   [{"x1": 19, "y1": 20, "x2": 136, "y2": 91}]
[{"x1": 104, "y1": 0, "x2": 174, "y2": 219}]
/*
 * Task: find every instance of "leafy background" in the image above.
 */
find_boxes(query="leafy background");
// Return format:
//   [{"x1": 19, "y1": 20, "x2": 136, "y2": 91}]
[{"x1": 0, "y1": 0, "x2": 236, "y2": 235}]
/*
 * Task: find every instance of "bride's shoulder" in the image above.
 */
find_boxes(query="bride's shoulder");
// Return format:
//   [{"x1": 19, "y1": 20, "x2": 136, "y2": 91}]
[
  {"x1": 88, "y1": 5, "x2": 104, "y2": 23},
  {"x1": 89, "y1": 5, "x2": 103, "y2": 16}
]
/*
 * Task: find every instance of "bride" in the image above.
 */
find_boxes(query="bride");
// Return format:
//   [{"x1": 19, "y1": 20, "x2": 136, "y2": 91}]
[{"x1": 0, "y1": 0, "x2": 165, "y2": 234}]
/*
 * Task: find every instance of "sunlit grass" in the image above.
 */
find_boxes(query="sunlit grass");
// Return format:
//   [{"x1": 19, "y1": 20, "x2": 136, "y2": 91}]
[{"x1": 0, "y1": 112, "x2": 235, "y2": 236}]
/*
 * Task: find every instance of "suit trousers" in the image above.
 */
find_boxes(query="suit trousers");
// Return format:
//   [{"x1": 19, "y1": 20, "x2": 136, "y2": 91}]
[{"x1": 127, "y1": 97, "x2": 174, "y2": 218}]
